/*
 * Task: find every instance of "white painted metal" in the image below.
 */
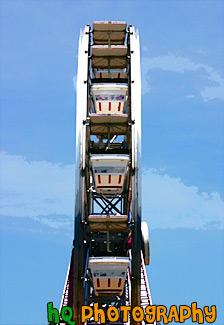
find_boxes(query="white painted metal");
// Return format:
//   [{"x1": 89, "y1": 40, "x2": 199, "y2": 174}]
[
  {"x1": 130, "y1": 26, "x2": 141, "y2": 181},
  {"x1": 130, "y1": 25, "x2": 142, "y2": 313},
  {"x1": 75, "y1": 25, "x2": 89, "y2": 172},
  {"x1": 75, "y1": 25, "x2": 89, "y2": 222},
  {"x1": 141, "y1": 221, "x2": 150, "y2": 265},
  {"x1": 73, "y1": 25, "x2": 90, "y2": 324}
]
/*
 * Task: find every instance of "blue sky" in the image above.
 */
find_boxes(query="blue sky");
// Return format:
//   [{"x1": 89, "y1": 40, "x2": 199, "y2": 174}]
[{"x1": 0, "y1": 1, "x2": 223, "y2": 324}]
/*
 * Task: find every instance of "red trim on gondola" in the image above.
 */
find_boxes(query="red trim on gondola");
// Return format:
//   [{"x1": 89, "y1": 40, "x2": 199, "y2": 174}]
[
  {"x1": 99, "y1": 102, "x2": 101, "y2": 111},
  {"x1": 118, "y1": 102, "x2": 121, "y2": 112},
  {"x1": 118, "y1": 278, "x2": 122, "y2": 287},
  {"x1": 98, "y1": 175, "x2": 101, "y2": 184},
  {"x1": 109, "y1": 102, "x2": 111, "y2": 111},
  {"x1": 108, "y1": 278, "x2": 111, "y2": 287},
  {"x1": 118, "y1": 73, "x2": 120, "y2": 78},
  {"x1": 108, "y1": 174, "x2": 111, "y2": 184},
  {"x1": 100, "y1": 73, "x2": 102, "y2": 78},
  {"x1": 97, "y1": 279, "x2": 100, "y2": 287},
  {"x1": 118, "y1": 175, "x2": 122, "y2": 184}
]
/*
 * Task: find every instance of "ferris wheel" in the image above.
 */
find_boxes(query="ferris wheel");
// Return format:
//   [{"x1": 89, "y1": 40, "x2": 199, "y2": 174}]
[{"x1": 58, "y1": 22, "x2": 154, "y2": 325}]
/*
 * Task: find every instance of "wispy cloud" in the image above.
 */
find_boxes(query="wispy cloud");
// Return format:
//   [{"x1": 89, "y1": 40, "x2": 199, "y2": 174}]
[
  {"x1": 142, "y1": 168, "x2": 224, "y2": 229},
  {"x1": 0, "y1": 152, "x2": 75, "y2": 220},
  {"x1": 32, "y1": 215, "x2": 72, "y2": 229},
  {"x1": 1, "y1": 152, "x2": 223, "y2": 231},
  {"x1": 142, "y1": 54, "x2": 224, "y2": 102}
]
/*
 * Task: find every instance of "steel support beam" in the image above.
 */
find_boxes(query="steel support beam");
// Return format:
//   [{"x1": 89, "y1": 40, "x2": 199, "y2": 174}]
[
  {"x1": 73, "y1": 25, "x2": 90, "y2": 324},
  {"x1": 130, "y1": 25, "x2": 142, "y2": 325}
]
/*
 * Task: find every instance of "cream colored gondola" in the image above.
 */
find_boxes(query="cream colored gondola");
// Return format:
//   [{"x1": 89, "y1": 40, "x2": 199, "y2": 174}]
[
  {"x1": 90, "y1": 154, "x2": 129, "y2": 194},
  {"x1": 92, "y1": 83, "x2": 128, "y2": 114},
  {"x1": 89, "y1": 257, "x2": 129, "y2": 296}
]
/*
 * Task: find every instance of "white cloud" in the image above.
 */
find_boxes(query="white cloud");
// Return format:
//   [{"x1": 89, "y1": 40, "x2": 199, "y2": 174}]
[
  {"x1": 1, "y1": 152, "x2": 223, "y2": 230},
  {"x1": 0, "y1": 152, "x2": 75, "y2": 219},
  {"x1": 142, "y1": 168, "x2": 224, "y2": 229},
  {"x1": 141, "y1": 54, "x2": 224, "y2": 101},
  {"x1": 32, "y1": 215, "x2": 72, "y2": 229},
  {"x1": 200, "y1": 66, "x2": 224, "y2": 102}
]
